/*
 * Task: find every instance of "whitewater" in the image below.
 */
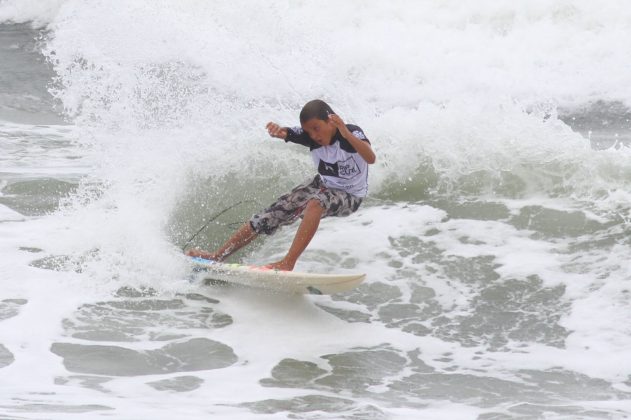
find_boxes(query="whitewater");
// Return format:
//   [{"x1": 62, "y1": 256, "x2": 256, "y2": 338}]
[{"x1": 1, "y1": 1, "x2": 631, "y2": 418}]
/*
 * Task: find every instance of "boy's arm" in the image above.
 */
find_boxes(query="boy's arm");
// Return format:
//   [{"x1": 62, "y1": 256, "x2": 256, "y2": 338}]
[
  {"x1": 266, "y1": 122, "x2": 313, "y2": 147},
  {"x1": 328, "y1": 115, "x2": 376, "y2": 164}
]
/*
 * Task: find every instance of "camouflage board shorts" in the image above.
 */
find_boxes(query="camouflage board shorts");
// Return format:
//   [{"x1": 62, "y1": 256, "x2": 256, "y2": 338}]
[{"x1": 250, "y1": 175, "x2": 363, "y2": 235}]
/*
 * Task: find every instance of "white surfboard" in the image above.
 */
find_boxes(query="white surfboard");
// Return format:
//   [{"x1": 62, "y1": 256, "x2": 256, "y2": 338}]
[{"x1": 189, "y1": 256, "x2": 365, "y2": 295}]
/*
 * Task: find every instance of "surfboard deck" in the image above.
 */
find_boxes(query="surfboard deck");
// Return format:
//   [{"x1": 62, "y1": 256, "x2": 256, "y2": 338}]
[{"x1": 189, "y1": 256, "x2": 365, "y2": 295}]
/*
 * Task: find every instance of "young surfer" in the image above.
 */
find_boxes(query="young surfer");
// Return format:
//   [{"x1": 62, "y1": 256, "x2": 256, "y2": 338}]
[{"x1": 186, "y1": 99, "x2": 376, "y2": 271}]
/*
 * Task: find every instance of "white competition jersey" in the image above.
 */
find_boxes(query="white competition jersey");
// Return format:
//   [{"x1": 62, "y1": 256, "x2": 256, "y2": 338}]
[{"x1": 285, "y1": 124, "x2": 370, "y2": 198}]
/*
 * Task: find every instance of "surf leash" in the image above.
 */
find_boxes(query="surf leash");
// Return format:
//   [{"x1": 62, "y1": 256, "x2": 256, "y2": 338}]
[{"x1": 181, "y1": 200, "x2": 257, "y2": 251}]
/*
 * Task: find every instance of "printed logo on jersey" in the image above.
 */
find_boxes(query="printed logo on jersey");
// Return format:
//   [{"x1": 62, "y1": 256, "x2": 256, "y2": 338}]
[
  {"x1": 352, "y1": 130, "x2": 367, "y2": 140},
  {"x1": 318, "y1": 156, "x2": 361, "y2": 179}
]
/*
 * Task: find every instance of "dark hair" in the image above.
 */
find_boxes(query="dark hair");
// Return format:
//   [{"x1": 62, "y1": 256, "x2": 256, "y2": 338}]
[{"x1": 299, "y1": 99, "x2": 335, "y2": 123}]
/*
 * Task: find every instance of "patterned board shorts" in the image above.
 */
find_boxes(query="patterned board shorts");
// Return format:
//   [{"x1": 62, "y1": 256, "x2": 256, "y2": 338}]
[{"x1": 250, "y1": 175, "x2": 363, "y2": 235}]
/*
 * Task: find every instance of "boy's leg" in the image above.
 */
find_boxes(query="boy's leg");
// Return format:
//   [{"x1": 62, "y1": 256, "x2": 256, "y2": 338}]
[
  {"x1": 266, "y1": 189, "x2": 362, "y2": 271},
  {"x1": 212, "y1": 222, "x2": 258, "y2": 261},
  {"x1": 186, "y1": 222, "x2": 257, "y2": 261},
  {"x1": 187, "y1": 178, "x2": 319, "y2": 263},
  {"x1": 266, "y1": 199, "x2": 324, "y2": 271}
]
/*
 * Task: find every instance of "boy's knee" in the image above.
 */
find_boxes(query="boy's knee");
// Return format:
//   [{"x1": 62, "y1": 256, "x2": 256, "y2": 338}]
[{"x1": 306, "y1": 199, "x2": 324, "y2": 213}]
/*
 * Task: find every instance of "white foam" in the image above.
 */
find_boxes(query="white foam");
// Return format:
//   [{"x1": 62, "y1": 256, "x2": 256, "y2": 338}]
[
  {"x1": 0, "y1": 204, "x2": 24, "y2": 221},
  {"x1": 0, "y1": 0, "x2": 67, "y2": 27},
  {"x1": 13, "y1": 0, "x2": 627, "y2": 283},
  {"x1": 2, "y1": 1, "x2": 631, "y2": 417}
]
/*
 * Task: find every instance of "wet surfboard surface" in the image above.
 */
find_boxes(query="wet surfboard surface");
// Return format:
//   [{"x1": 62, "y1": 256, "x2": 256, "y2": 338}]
[{"x1": 189, "y1": 257, "x2": 366, "y2": 295}]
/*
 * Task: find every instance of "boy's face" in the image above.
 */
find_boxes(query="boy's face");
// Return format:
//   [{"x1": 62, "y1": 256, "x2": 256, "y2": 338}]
[{"x1": 301, "y1": 118, "x2": 336, "y2": 146}]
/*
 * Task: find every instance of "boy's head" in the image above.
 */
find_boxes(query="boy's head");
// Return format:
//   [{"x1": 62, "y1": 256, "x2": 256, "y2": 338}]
[{"x1": 300, "y1": 99, "x2": 337, "y2": 146}]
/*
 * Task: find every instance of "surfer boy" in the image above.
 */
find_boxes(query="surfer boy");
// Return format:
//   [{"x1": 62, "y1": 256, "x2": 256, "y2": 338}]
[{"x1": 186, "y1": 99, "x2": 376, "y2": 271}]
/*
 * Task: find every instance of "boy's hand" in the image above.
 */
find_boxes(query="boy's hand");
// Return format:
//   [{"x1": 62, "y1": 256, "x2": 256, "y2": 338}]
[
  {"x1": 328, "y1": 113, "x2": 346, "y2": 131},
  {"x1": 266, "y1": 122, "x2": 287, "y2": 139},
  {"x1": 329, "y1": 113, "x2": 376, "y2": 164}
]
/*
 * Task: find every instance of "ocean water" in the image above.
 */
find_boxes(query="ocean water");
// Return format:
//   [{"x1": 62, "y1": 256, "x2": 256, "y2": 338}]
[{"x1": 1, "y1": 1, "x2": 631, "y2": 419}]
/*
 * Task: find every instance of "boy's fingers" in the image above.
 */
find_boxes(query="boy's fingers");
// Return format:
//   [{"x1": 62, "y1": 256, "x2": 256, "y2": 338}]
[
  {"x1": 265, "y1": 122, "x2": 286, "y2": 139},
  {"x1": 268, "y1": 128, "x2": 283, "y2": 138}
]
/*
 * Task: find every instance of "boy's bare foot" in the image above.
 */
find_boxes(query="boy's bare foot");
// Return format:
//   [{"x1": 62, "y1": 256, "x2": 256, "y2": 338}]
[
  {"x1": 185, "y1": 248, "x2": 221, "y2": 261},
  {"x1": 264, "y1": 259, "x2": 295, "y2": 271}
]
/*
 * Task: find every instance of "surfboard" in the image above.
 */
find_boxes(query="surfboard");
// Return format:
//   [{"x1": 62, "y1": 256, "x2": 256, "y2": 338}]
[{"x1": 189, "y1": 256, "x2": 366, "y2": 295}]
